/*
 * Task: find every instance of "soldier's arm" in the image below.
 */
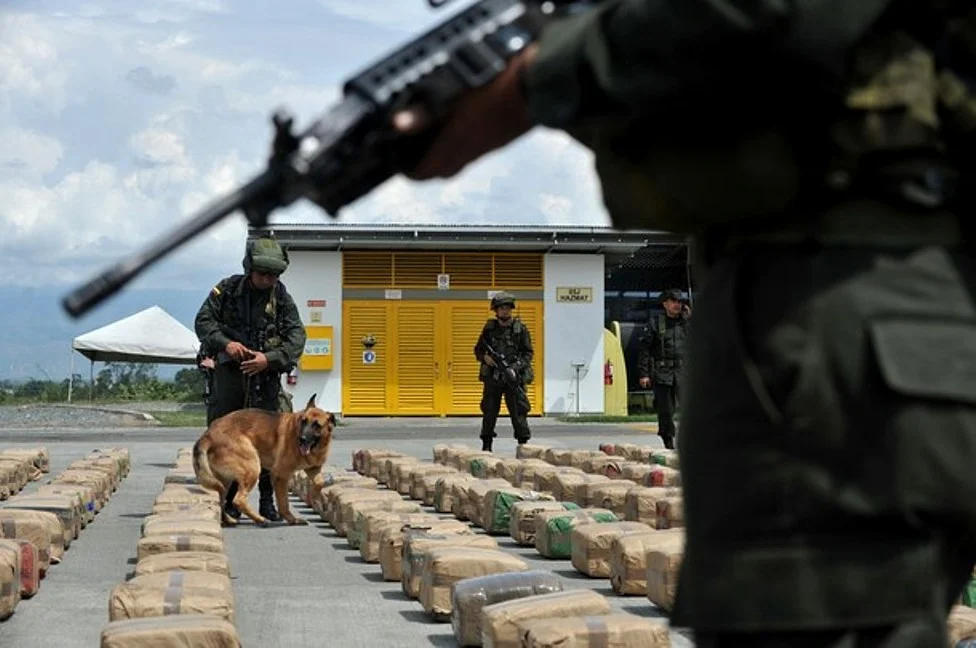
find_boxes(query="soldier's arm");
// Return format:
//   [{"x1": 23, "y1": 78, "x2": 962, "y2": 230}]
[
  {"x1": 473, "y1": 322, "x2": 492, "y2": 362},
  {"x1": 266, "y1": 290, "x2": 307, "y2": 372},
  {"x1": 519, "y1": 326, "x2": 534, "y2": 368},
  {"x1": 194, "y1": 281, "x2": 234, "y2": 354},
  {"x1": 637, "y1": 324, "x2": 655, "y2": 378},
  {"x1": 524, "y1": 0, "x2": 801, "y2": 129}
]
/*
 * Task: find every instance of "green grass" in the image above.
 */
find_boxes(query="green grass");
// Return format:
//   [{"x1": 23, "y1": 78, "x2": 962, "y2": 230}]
[
  {"x1": 556, "y1": 414, "x2": 659, "y2": 423},
  {"x1": 147, "y1": 410, "x2": 208, "y2": 428},
  {"x1": 146, "y1": 410, "x2": 348, "y2": 428}
]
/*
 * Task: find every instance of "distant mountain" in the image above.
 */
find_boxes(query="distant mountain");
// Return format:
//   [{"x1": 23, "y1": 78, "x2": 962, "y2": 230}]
[{"x1": 1, "y1": 285, "x2": 207, "y2": 382}]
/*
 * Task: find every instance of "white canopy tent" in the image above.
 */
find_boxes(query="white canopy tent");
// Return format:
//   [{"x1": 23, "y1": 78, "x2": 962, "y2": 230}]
[{"x1": 69, "y1": 305, "x2": 200, "y2": 402}]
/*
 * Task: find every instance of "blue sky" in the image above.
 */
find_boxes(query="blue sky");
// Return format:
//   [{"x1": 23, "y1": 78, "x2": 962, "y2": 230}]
[{"x1": 0, "y1": 0, "x2": 611, "y2": 295}]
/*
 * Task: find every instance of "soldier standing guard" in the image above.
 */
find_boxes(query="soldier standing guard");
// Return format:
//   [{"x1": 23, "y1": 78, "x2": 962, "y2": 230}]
[
  {"x1": 474, "y1": 291, "x2": 534, "y2": 452},
  {"x1": 194, "y1": 237, "x2": 307, "y2": 522},
  {"x1": 637, "y1": 288, "x2": 691, "y2": 449}
]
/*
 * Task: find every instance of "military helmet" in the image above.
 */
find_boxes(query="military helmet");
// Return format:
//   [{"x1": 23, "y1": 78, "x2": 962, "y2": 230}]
[
  {"x1": 659, "y1": 288, "x2": 683, "y2": 304},
  {"x1": 491, "y1": 291, "x2": 516, "y2": 310},
  {"x1": 243, "y1": 237, "x2": 289, "y2": 275}
]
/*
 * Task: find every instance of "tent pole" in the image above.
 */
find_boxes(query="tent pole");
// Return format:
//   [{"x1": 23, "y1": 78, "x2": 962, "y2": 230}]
[
  {"x1": 89, "y1": 361, "x2": 94, "y2": 402},
  {"x1": 67, "y1": 351, "x2": 74, "y2": 403}
]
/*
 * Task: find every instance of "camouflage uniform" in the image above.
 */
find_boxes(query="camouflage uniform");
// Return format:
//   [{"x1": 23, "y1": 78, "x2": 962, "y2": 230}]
[
  {"x1": 523, "y1": 1, "x2": 976, "y2": 645},
  {"x1": 194, "y1": 238, "x2": 307, "y2": 521},
  {"x1": 474, "y1": 292, "x2": 534, "y2": 451},
  {"x1": 637, "y1": 289, "x2": 689, "y2": 449}
]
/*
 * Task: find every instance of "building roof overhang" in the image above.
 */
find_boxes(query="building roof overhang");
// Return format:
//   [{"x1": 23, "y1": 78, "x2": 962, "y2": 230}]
[{"x1": 249, "y1": 223, "x2": 687, "y2": 272}]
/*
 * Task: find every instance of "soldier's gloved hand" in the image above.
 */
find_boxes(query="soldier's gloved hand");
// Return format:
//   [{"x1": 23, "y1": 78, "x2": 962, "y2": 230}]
[
  {"x1": 225, "y1": 341, "x2": 250, "y2": 362},
  {"x1": 484, "y1": 356, "x2": 496, "y2": 367},
  {"x1": 639, "y1": 377, "x2": 651, "y2": 388},
  {"x1": 241, "y1": 351, "x2": 269, "y2": 376},
  {"x1": 391, "y1": 44, "x2": 538, "y2": 180}
]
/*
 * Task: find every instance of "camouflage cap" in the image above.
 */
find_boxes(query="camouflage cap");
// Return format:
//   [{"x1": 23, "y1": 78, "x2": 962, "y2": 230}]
[
  {"x1": 660, "y1": 288, "x2": 683, "y2": 303},
  {"x1": 491, "y1": 291, "x2": 516, "y2": 309},
  {"x1": 245, "y1": 238, "x2": 289, "y2": 274}
]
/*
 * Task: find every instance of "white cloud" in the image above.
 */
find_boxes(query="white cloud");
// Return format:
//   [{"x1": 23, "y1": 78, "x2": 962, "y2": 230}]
[
  {"x1": 316, "y1": 0, "x2": 460, "y2": 33},
  {"x1": 0, "y1": 14, "x2": 71, "y2": 115},
  {"x1": 0, "y1": 127, "x2": 65, "y2": 177},
  {"x1": 0, "y1": 0, "x2": 611, "y2": 295}
]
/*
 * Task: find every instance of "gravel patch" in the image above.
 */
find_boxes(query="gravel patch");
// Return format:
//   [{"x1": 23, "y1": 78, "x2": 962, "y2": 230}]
[{"x1": 0, "y1": 404, "x2": 159, "y2": 429}]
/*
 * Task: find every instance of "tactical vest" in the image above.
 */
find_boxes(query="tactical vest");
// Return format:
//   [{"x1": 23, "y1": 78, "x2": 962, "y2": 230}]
[
  {"x1": 585, "y1": 1, "x2": 976, "y2": 235},
  {"x1": 484, "y1": 318, "x2": 527, "y2": 359},
  {"x1": 219, "y1": 274, "x2": 287, "y2": 353}
]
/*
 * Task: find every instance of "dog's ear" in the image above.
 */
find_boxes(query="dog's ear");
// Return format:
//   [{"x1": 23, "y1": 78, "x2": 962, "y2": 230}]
[{"x1": 305, "y1": 393, "x2": 317, "y2": 410}]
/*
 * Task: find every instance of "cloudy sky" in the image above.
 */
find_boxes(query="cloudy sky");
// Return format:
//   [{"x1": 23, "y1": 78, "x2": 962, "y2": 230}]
[{"x1": 0, "y1": 0, "x2": 610, "y2": 301}]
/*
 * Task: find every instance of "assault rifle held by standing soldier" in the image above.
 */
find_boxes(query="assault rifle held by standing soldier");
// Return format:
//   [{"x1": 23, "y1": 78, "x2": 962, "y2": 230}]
[{"x1": 61, "y1": 0, "x2": 601, "y2": 319}]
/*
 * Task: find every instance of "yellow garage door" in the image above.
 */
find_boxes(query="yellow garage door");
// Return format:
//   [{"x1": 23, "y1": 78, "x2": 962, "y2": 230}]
[
  {"x1": 342, "y1": 302, "x2": 388, "y2": 415},
  {"x1": 342, "y1": 251, "x2": 544, "y2": 416},
  {"x1": 342, "y1": 300, "x2": 543, "y2": 416}
]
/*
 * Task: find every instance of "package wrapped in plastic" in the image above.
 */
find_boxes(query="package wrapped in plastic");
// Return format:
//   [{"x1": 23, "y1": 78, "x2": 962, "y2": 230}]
[
  {"x1": 378, "y1": 520, "x2": 473, "y2": 581},
  {"x1": 0, "y1": 540, "x2": 21, "y2": 620},
  {"x1": 645, "y1": 466, "x2": 681, "y2": 487},
  {"x1": 451, "y1": 569, "x2": 564, "y2": 646},
  {"x1": 509, "y1": 501, "x2": 578, "y2": 546},
  {"x1": 519, "y1": 612, "x2": 670, "y2": 647},
  {"x1": 534, "y1": 508, "x2": 618, "y2": 558},
  {"x1": 100, "y1": 615, "x2": 241, "y2": 648},
  {"x1": 570, "y1": 521, "x2": 651, "y2": 577},
  {"x1": 609, "y1": 528, "x2": 684, "y2": 595},
  {"x1": 434, "y1": 474, "x2": 476, "y2": 513},
  {"x1": 514, "y1": 444, "x2": 550, "y2": 460},
  {"x1": 482, "y1": 487, "x2": 555, "y2": 535},
  {"x1": 623, "y1": 487, "x2": 681, "y2": 526},
  {"x1": 650, "y1": 449, "x2": 680, "y2": 469},
  {"x1": 401, "y1": 533, "x2": 500, "y2": 599},
  {"x1": 949, "y1": 605, "x2": 976, "y2": 645},
  {"x1": 0, "y1": 514, "x2": 53, "y2": 575},
  {"x1": 134, "y1": 551, "x2": 232, "y2": 578},
  {"x1": 412, "y1": 466, "x2": 458, "y2": 502},
  {"x1": 532, "y1": 466, "x2": 583, "y2": 495},
  {"x1": 433, "y1": 444, "x2": 470, "y2": 465},
  {"x1": 462, "y1": 479, "x2": 511, "y2": 527},
  {"x1": 480, "y1": 589, "x2": 613, "y2": 648},
  {"x1": 419, "y1": 547, "x2": 528, "y2": 621}
]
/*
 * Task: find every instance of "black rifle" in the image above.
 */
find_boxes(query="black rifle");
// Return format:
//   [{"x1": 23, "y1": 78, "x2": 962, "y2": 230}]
[
  {"x1": 482, "y1": 341, "x2": 529, "y2": 411},
  {"x1": 61, "y1": 0, "x2": 599, "y2": 319}
]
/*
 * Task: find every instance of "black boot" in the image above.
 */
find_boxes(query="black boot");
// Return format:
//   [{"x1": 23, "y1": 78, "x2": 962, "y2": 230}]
[
  {"x1": 481, "y1": 437, "x2": 493, "y2": 452},
  {"x1": 258, "y1": 469, "x2": 280, "y2": 522}
]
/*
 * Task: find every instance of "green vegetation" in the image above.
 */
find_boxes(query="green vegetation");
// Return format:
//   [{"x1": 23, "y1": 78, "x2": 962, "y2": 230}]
[
  {"x1": 147, "y1": 410, "x2": 209, "y2": 428},
  {"x1": 557, "y1": 414, "x2": 659, "y2": 423},
  {"x1": 0, "y1": 362, "x2": 205, "y2": 406}
]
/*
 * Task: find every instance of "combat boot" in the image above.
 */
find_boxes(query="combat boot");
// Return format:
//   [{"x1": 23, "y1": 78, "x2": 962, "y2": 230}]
[
  {"x1": 481, "y1": 438, "x2": 493, "y2": 452},
  {"x1": 257, "y1": 469, "x2": 281, "y2": 522}
]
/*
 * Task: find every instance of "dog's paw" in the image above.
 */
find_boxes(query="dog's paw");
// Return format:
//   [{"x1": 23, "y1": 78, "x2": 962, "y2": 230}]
[
  {"x1": 286, "y1": 517, "x2": 308, "y2": 526},
  {"x1": 257, "y1": 518, "x2": 271, "y2": 528}
]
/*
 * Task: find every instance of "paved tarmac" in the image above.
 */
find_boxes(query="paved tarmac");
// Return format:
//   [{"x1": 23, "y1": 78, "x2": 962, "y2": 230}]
[{"x1": 0, "y1": 421, "x2": 693, "y2": 648}]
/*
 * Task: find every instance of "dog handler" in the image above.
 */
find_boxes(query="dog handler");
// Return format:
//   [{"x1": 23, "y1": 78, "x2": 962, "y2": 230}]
[{"x1": 195, "y1": 237, "x2": 307, "y2": 522}]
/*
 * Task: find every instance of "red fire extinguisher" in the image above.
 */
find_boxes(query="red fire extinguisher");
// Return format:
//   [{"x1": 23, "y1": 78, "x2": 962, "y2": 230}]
[{"x1": 604, "y1": 360, "x2": 614, "y2": 386}]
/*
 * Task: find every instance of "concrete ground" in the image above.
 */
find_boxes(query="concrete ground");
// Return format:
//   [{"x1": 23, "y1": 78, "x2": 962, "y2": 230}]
[{"x1": 0, "y1": 419, "x2": 692, "y2": 648}]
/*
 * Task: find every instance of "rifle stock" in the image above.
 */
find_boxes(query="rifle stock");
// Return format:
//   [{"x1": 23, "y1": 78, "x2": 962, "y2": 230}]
[{"x1": 62, "y1": 0, "x2": 598, "y2": 319}]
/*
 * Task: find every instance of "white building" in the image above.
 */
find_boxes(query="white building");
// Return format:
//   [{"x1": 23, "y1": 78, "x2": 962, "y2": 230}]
[{"x1": 254, "y1": 224, "x2": 680, "y2": 417}]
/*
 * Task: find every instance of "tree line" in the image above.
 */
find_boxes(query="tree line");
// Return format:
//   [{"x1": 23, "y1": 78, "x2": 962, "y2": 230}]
[{"x1": 0, "y1": 363, "x2": 206, "y2": 405}]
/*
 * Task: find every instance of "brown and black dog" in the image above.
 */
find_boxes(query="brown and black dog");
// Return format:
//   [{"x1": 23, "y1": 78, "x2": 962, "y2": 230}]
[{"x1": 192, "y1": 394, "x2": 335, "y2": 527}]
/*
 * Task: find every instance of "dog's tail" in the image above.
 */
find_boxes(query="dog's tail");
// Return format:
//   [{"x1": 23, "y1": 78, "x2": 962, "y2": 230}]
[{"x1": 192, "y1": 437, "x2": 223, "y2": 493}]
